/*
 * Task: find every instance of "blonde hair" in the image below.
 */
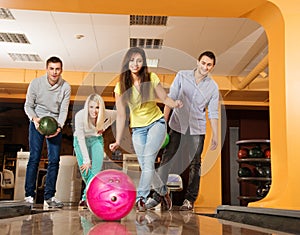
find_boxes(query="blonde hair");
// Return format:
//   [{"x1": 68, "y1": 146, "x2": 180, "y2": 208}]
[{"x1": 83, "y1": 93, "x2": 105, "y2": 131}]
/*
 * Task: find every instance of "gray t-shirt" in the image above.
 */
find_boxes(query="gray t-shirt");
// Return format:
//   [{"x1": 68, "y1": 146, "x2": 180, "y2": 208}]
[{"x1": 24, "y1": 74, "x2": 71, "y2": 128}]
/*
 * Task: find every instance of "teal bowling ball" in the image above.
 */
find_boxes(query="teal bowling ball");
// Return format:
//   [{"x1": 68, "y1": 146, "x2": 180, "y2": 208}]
[{"x1": 38, "y1": 116, "x2": 58, "y2": 135}]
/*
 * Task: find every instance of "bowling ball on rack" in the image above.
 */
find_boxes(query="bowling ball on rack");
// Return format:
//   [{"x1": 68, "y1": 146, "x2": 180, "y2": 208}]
[
  {"x1": 256, "y1": 184, "x2": 270, "y2": 197},
  {"x1": 249, "y1": 146, "x2": 264, "y2": 158},
  {"x1": 86, "y1": 169, "x2": 136, "y2": 221},
  {"x1": 37, "y1": 116, "x2": 58, "y2": 135},
  {"x1": 238, "y1": 148, "x2": 249, "y2": 159},
  {"x1": 254, "y1": 166, "x2": 271, "y2": 177},
  {"x1": 264, "y1": 148, "x2": 271, "y2": 158},
  {"x1": 262, "y1": 166, "x2": 271, "y2": 177},
  {"x1": 238, "y1": 167, "x2": 252, "y2": 177}
]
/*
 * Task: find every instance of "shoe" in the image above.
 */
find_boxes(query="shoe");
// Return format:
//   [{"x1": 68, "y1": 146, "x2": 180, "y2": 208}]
[
  {"x1": 179, "y1": 210, "x2": 193, "y2": 223},
  {"x1": 135, "y1": 197, "x2": 146, "y2": 212},
  {"x1": 44, "y1": 197, "x2": 64, "y2": 208},
  {"x1": 161, "y1": 192, "x2": 172, "y2": 211},
  {"x1": 78, "y1": 200, "x2": 88, "y2": 209},
  {"x1": 136, "y1": 211, "x2": 161, "y2": 225},
  {"x1": 179, "y1": 199, "x2": 193, "y2": 211},
  {"x1": 24, "y1": 196, "x2": 34, "y2": 204},
  {"x1": 144, "y1": 211, "x2": 161, "y2": 224},
  {"x1": 145, "y1": 197, "x2": 161, "y2": 210}
]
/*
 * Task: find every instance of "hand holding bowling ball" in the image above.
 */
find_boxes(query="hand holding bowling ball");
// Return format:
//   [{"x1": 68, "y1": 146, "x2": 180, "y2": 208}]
[{"x1": 37, "y1": 116, "x2": 59, "y2": 136}]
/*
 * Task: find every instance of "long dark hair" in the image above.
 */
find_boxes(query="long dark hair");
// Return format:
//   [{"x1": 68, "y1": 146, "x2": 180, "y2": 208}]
[{"x1": 119, "y1": 47, "x2": 151, "y2": 104}]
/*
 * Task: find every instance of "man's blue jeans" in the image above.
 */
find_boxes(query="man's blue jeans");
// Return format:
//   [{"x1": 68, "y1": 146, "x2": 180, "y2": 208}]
[
  {"x1": 132, "y1": 118, "x2": 167, "y2": 202},
  {"x1": 25, "y1": 121, "x2": 62, "y2": 200}
]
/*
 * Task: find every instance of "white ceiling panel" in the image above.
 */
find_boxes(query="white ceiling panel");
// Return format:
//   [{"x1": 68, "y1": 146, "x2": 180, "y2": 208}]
[{"x1": 0, "y1": 8, "x2": 268, "y2": 77}]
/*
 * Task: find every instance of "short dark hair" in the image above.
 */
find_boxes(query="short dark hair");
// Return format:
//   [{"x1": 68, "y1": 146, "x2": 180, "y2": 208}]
[
  {"x1": 46, "y1": 56, "x2": 63, "y2": 68},
  {"x1": 198, "y1": 51, "x2": 216, "y2": 65}
]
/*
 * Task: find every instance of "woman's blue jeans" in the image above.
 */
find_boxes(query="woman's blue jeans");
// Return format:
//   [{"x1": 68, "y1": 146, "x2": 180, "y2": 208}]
[
  {"x1": 25, "y1": 121, "x2": 62, "y2": 200},
  {"x1": 73, "y1": 136, "x2": 104, "y2": 201},
  {"x1": 132, "y1": 118, "x2": 167, "y2": 202}
]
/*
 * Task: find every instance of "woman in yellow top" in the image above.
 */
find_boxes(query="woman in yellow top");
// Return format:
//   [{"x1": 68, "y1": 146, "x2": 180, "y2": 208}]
[{"x1": 109, "y1": 47, "x2": 183, "y2": 212}]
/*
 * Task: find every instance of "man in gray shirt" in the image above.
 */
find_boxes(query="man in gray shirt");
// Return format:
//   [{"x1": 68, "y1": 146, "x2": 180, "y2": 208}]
[
  {"x1": 24, "y1": 56, "x2": 71, "y2": 208},
  {"x1": 146, "y1": 51, "x2": 219, "y2": 211}
]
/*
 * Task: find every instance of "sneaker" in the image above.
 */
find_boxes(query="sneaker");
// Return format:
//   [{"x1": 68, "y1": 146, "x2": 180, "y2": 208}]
[
  {"x1": 145, "y1": 197, "x2": 161, "y2": 210},
  {"x1": 135, "y1": 197, "x2": 146, "y2": 212},
  {"x1": 179, "y1": 199, "x2": 193, "y2": 211},
  {"x1": 179, "y1": 210, "x2": 194, "y2": 223},
  {"x1": 136, "y1": 211, "x2": 161, "y2": 225},
  {"x1": 161, "y1": 192, "x2": 172, "y2": 211},
  {"x1": 78, "y1": 200, "x2": 88, "y2": 209},
  {"x1": 24, "y1": 196, "x2": 34, "y2": 204},
  {"x1": 44, "y1": 197, "x2": 64, "y2": 209}
]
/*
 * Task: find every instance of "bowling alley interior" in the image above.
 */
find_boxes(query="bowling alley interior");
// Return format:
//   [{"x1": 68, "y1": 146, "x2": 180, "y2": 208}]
[{"x1": 0, "y1": 0, "x2": 300, "y2": 234}]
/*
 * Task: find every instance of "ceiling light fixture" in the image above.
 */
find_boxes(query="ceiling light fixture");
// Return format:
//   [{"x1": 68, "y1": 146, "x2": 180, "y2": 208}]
[
  {"x1": 130, "y1": 15, "x2": 168, "y2": 25},
  {"x1": 9, "y1": 53, "x2": 42, "y2": 62},
  {"x1": 75, "y1": 34, "x2": 85, "y2": 39},
  {"x1": 0, "y1": 8, "x2": 15, "y2": 20},
  {"x1": 146, "y1": 58, "x2": 159, "y2": 68},
  {"x1": 130, "y1": 38, "x2": 163, "y2": 49}
]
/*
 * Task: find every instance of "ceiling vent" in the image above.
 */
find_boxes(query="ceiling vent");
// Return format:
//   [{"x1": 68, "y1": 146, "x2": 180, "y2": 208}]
[
  {"x1": 0, "y1": 8, "x2": 15, "y2": 20},
  {"x1": 9, "y1": 53, "x2": 42, "y2": 62},
  {"x1": 130, "y1": 38, "x2": 163, "y2": 49},
  {"x1": 130, "y1": 15, "x2": 168, "y2": 26},
  {"x1": 0, "y1": 33, "x2": 30, "y2": 44}
]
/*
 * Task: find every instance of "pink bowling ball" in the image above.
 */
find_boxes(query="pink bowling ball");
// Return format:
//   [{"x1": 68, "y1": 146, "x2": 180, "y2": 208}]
[
  {"x1": 88, "y1": 222, "x2": 131, "y2": 235},
  {"x1": 86, "y1": 169, "x2": 136, "y2": 221}
]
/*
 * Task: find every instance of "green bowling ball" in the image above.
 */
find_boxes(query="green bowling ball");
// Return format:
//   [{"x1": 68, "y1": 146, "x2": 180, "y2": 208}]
[
  {"x1": 161, "y1": 133, "x2": 170, "y2": 149},
  {"x1": 38, "y1": 116, "x2": 58, "y2": 135},
  {"x1": 249, "y1": 146, "x2": 264, "y2": 158}
]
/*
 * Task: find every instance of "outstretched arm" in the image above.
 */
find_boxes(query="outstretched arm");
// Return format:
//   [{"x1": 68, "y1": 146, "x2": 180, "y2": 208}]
[
  {"x1": 109, "y1": 93, "x2": 126, "y2": 152},
  {"x1": 155, "y1": 83, "x2": 183, "y2": 109},
  {"x1": 209, "y1": 118, "x2": 218, "y2": 150}
]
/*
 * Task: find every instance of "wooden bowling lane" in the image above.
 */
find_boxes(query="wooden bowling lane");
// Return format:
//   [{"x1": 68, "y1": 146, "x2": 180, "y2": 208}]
[{"x1": 0, "y1": 206, "x2": 294, "y2": 234}]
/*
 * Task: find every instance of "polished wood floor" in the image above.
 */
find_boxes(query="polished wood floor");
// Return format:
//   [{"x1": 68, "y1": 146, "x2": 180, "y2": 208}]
[{"x1": 0, "y1": 204, "x2": 294, "y2": 235}]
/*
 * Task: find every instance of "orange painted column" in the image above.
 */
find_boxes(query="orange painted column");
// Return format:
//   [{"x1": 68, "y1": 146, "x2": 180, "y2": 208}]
[
  {"x1": 246, "y1": 1, "x2": 300, "y2": 210},
  {"x1": 195, "y1": 108, "x2": 222, "y2": 208}
]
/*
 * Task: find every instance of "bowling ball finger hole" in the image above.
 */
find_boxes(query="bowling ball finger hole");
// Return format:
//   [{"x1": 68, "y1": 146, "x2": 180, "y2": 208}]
[{"x1": 108, "y1": 178, "x2": 121, "y2": 183}]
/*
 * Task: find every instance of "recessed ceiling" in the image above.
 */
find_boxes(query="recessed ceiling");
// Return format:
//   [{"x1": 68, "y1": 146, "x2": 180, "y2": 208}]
[
  {"x1": 0, "y1": 8, "x2": 268, "y2": 76},
  {"x1": 0, "y1": 8, "x2": 269, "y2": 108}
]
